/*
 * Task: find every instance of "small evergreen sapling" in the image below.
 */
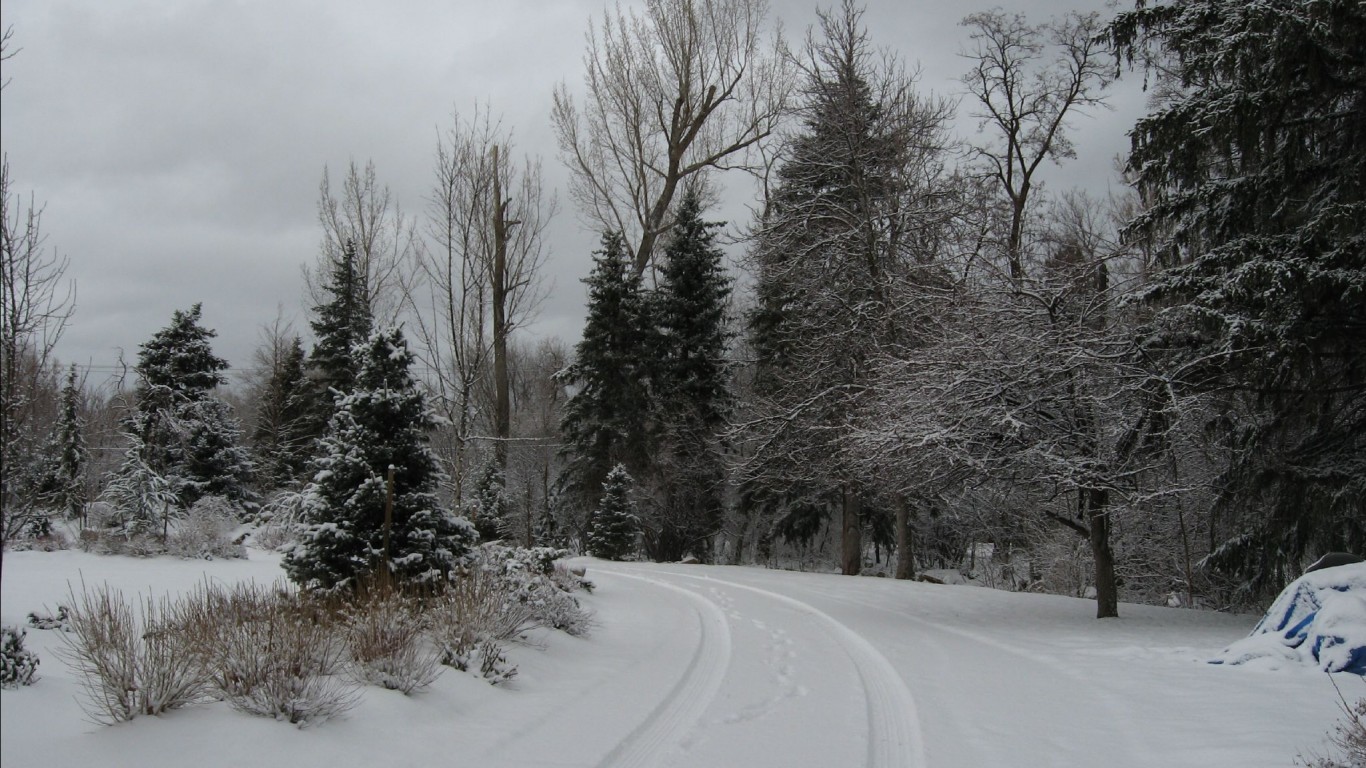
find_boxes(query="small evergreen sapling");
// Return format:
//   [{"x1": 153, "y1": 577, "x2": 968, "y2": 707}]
[{"x1": 587, "y1": 465, "x2": 640, "y2": 561}]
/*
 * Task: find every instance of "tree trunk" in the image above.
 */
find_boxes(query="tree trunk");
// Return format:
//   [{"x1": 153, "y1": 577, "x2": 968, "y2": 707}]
[
  {"x1": 894, "y1": 495, "x2": 914, "y2": 580},
  {"x1": 841, "y1": 486, "x2": 862, "y2": 576},
  {"x1": 491, "y1": 145, "x2": 511, "y2": 473},
  {"x1": 1085, "y1": 487, "x2": 1119, "y2": 619}
]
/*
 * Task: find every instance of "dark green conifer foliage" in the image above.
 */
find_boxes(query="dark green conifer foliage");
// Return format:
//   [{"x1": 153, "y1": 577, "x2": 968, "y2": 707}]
[
  {"x1": 125, "y1": 304, "x2": 255, "y2": 512},
  {"x1": 307, "y1": 239, "x2": 373, "y2": 432},
  {"x1": 587, "y1": 464, "x2": 640, "y2": 561},
  {"x1": 469, "y1": 461, "x2": 509, "y2": 541},
  {"x1": 1109, "y1": 0, "x2": 1366, "y2": 592},
  {"x1": 284, "y1": 327, "x2": 477, "y2": 592},
  {"x1": 55, "y1": 364, "x2": 87, "y2": 522},
  {"x1": 252, "y1": 336, "x2": 312, "y2": 488},
  {"x1": 649, "y1": 190, "x2": 733, "y2": 561},
  {"x1": 743, "y1": 5, "x2": 909, "y2": 574},
  {"x1": 557, "y1": 231, "x2": 654, "y2": 517}
]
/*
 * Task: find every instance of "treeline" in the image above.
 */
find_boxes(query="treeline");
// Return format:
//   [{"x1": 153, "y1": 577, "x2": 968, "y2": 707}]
[{"x1": 3, "y1": 0, "x2": 1362, "y2": 615}]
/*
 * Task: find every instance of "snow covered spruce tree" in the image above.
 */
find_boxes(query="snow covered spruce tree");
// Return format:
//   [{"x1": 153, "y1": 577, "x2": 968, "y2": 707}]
[
  {"x1": 556, "y1": 231, "x2": 655, "y2": 540},
  {"x1": 468, "y1": 461, "x2": 509, "y2": 542},
  {"x1": 587, "y1": 464, "x2": 640, "y2": 561},
  {"x1": 1109, "y1": 0, "x2": 1366, "y2": 596},
  {"x1": 54, "y1": 364, "x2": 88, "y2": 524},
  {"x1": 741, "y1": 2, "x2": 955, "y2": 575},
  {"x1": 284, "y1": 327, "x2": 476, "y2": 592},
  {"x1": 304, "y1": 238, "x2": 373, "y2": 441},
  {"x1": 112, "y1": 304, "x2": 255, "y2": 520},
  {"x1": 647, "y1": 189, "x2": 733, "y2": 562}
]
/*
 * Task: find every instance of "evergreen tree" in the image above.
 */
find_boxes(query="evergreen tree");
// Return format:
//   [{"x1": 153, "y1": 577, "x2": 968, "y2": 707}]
[
  {"x1": 284, "y1": 327, "x2": 477, "y2": 592},
  {"x1": 648, "y1": 189, "x2": 733, "y2": 561},
  {"x1": 117, "y1": 304, "x2": 255, "y2": 515},
  {"x1": 54, "y1": 364, "x2": 87, "y2": 523},
  {"x1": 1109, "y1": 0, "x2": 1366, "y2": 594},
  {"x1": 587, "y1": 464, "x2": 640, "y2": 561},
  {"x1": 557, "y1": 231, "x2": 654, "y2": 517},
  {"x1": 468, "y1": 461, "x2": 509, "y2": 541},
  {"x1": 654, "y1": 189, "x2": 733, "y2": 430},
  {"x1": 742, "y1": 3, "x2": 949, "y2": 575},
  {"x1": 251, "y1": 335, "x2": 312, "y2": 488},
  {"x1": 307, "y1": 239, "x2": 372, "y2": 431},
  {"x1": 100, "y1": 435, "x2": 176, "y2": 538}
]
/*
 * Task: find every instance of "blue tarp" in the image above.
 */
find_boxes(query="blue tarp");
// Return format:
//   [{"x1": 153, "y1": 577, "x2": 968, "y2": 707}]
[{"x1": 1211, "y1": 563, "x2": 1366, "y2": 675}]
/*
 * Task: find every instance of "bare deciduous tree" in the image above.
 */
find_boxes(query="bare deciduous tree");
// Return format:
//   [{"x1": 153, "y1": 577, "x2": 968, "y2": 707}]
[
  {"x1": 960, "y1": 9, "x2": 1111, "y2": 284},
  {"x1": 405, "y1": 108, "x2": 552, "y2": 504},
  {"x1": 2, "y1": 29, "x2": 77, "y2": 580},
  {"x1": 552, "y1": 0, "x2": 792, "y2": 275},
  {"x1": 306, "y1": 160, "x2": 415, "y2": 327}
]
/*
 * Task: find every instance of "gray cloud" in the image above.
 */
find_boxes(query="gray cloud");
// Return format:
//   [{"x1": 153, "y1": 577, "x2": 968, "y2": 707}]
[{"x1": 1, "y1": 0, "x2": 1142, "y2": 383}]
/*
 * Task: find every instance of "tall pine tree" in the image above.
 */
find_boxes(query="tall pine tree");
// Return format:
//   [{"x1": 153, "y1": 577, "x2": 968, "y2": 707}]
[
  {"x1": 743, "y1": 3, "x2": 941, "y2": 575},
  {"x1": 55, "y1": 364, "x2": 87, "y2": 523},
  {"x1": 1110, "y1": 0, "x2": 1366, "y2": 594},
  {"x1": 306, "y1": 239, "x2": 373, "y2": 437},
  {"x1": 251, "y1": 335, "x2": 312, "y2": 488},
  {"x1": 557, "y1": 231, "x2": 655, "y2": 533},
  {"x1": 648, "y1": 190, "x2": 733, "y2": 561},
  {"x1": 284, "y1": 327, "x2": 477, "y2": 591}
]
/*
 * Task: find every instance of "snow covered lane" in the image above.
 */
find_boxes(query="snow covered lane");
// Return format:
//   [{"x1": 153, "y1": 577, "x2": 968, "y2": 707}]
[{"x1": 588, "y1": 562, "x2": 927, "y2": 768}]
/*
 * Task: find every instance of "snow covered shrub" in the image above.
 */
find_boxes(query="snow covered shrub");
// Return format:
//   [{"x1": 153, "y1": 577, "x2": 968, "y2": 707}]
[
  {"x1": 474, "y1": 544, "x2": 595, "y2": 637},
  {"x1": 251, "y1": 489, "x2": 307, "y2": 551},
  {"x1": 59, "y1": 584, "x2": 209, "y2": 723},
  {"x1": 341, "y1": 584, "x2": 441, "y2": 694},
  {"x1": 1, "y1": 626, "x2": 39, "y2": 688},
  {"x1": 27, "y1": 605, "x2": 71, "y2": 631},
  {"x1": 184, "y1": 581, "x2": 357, "y2": 726},
  {"x1": 166, "y1": 495, "x2": 244, "y2": 560},
  {"x1": 551, "y1": 562, "x2": 595, "y2": 594}
]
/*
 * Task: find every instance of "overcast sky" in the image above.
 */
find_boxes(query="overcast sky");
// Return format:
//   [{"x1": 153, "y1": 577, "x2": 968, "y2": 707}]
[{"x1": 1, "y1": 0, "x2": 1143, "y2": 387}]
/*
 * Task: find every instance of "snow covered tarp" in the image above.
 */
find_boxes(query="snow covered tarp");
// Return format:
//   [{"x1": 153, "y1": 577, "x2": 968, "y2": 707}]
[{"x1": 1211, "y1": 562, "x2": 1366, "y2": 674}]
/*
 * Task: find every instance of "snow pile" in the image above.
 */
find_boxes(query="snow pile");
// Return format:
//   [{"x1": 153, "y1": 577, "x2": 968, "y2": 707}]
[{"x1": 1211, "y1": 562, "x2": 1366, "y2": 674}]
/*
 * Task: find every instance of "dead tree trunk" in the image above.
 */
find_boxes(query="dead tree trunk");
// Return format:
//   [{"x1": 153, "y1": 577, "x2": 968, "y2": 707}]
[
  {"x1": 841, "y1": 486, "x2": 862, "y2": 576},
  {"x1": 491, "y1": 144, "x2": 511, "y2": 472},
  {"x1": 894, "y1": 495, "x2": 915, "y2": 580}
]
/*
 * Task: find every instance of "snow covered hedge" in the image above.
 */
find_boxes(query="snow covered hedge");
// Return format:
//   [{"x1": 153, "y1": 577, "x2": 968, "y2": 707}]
[{"x1": 1211, "y1": 563, "x2": 1366, "y2": 674}]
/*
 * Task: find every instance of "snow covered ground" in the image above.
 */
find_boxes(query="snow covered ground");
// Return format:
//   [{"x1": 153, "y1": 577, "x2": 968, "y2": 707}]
[{"x1": 1, "y1": 549, "x2": 1355, "y2": 767}]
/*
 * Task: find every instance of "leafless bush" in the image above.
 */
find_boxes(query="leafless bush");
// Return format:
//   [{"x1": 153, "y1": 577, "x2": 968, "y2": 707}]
[
  {"x1": 427, "y1": 568, "x2": 537, "y2": 672},
  {"x1": 341, "y1": 585, "x2": 441, "y2": 694},
  {"x1": 183, "y1": 581, "x2": 358, "y2": 726},
  {"x1": 1299, "y1": 679, "x2": 1366, "y2": 768},
  {"x1": 58, "y1": 584, "x2": 209, "y2": 724},
  {"x1": 475, "y1": 639, "x2": 517, "y2": 685},
  {"x1": 166, "y1": 496, "x2": 244, "y2": 560},
  {"x1": 252, "y1": 490, "x2": 306, "y2": 551}
]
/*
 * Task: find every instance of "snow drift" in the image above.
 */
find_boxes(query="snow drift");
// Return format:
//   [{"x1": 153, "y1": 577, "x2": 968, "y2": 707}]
[{"x1": 1211, "y1": 562, "x2": 1366, "y2": 674}]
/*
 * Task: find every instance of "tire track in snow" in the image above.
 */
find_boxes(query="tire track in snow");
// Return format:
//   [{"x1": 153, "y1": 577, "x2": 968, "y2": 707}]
[
  {"x1": 803, "y1": 583, "x2": 1150, "y2": 763},
  {"x1": 592, "y1": 570, "x2": 733, "y2": 768},
  {"x1": 651, "y1": 569, "x2": 928, "y2": 768}
]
